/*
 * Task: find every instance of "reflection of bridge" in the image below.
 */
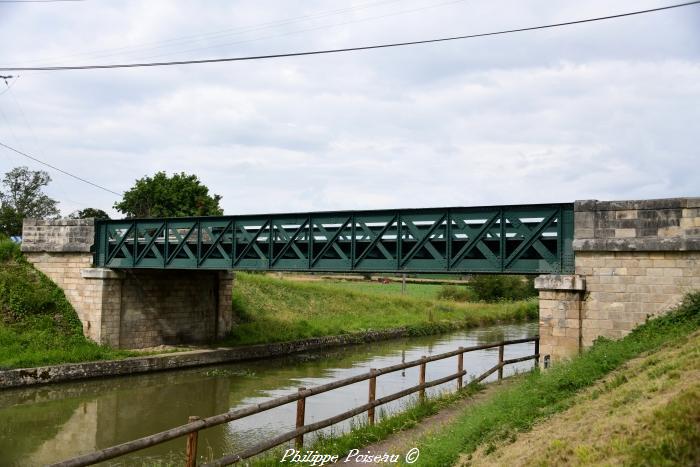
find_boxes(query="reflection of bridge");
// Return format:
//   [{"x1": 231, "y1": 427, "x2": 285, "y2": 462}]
[{"x1": 93, "y1": 204, "x2": 574, "y2": 274}]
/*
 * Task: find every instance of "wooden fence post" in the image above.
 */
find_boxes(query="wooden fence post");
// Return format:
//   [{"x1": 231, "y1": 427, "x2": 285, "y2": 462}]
[
  {"x1": 368, "y1": 369, "x2": 377, "y2": 425},
  {"x1": 534, "y1": 337, "x2": 540, "y2": 368},
  {"x1": 296, "y1": 387, "x2": 306, "y2": 449},
  {"x1": 419, "y1": 356, "x2": 427, "y2": 401},
  {"x1": 457, "y1": 347, "x2": 464, "y2": 389},
  {"x1": 498, "y1": 345, "x2": 504, "y2": 381},
  {"x1": 185, "y1": 416, "x2": 200, "y2": 467}
]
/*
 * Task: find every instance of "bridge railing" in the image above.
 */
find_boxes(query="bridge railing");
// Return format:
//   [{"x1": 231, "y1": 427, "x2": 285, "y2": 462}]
[
  {"x1": 94, "y1": 203, "x2": 574, "y2": 273},
  {"x1": 52, "y1": 336, "x2": 540, "y2": 467}
]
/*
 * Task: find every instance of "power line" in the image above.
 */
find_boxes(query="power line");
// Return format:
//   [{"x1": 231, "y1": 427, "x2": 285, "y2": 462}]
[
  {"x1": 0, "y1": 1, "x2": 697, "y2": 72},
  {"x1": 0, "y1": 141, "x2": 122, "y2": 196},
  {"x1": 0, "y1": 0, "x2": 84, "y2": 3},
  {"x1": 135, "y1": 0, "x2": 469, "y2": 63},
  {"x1": 13, "y1": 0, "x2": 405, "y2": 66}
]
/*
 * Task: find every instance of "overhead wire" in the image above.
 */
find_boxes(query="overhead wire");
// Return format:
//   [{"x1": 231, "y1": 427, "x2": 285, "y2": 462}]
[
  {"x1": 135, "y1": 0, "x2": 470, "y2": 63},
  {"x1": 1, "y1": 1, "x2": 697, "y2": 72},
  {"x1": 0, "y1": 0, "x2": 84, "y2": 3},
  {"x1": 0, "y1": 140, "x2": 122, "y2": 196},
  {"x1": 8, "y1": 0, "x2": 406, "y2": 66}
]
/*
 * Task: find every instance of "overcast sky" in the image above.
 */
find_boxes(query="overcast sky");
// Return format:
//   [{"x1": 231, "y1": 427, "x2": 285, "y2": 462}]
[{"x1": 0, "y1": 0, "x2": 698, "y2": 217}]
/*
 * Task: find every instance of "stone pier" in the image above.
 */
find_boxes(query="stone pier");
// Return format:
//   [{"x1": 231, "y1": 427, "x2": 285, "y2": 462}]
[
  {"x1": 21, "y1": 218, "x2": 234, "y2": 349},
  {"x1": 536, "y1": 197, "x2": 700, "y2": 361}
]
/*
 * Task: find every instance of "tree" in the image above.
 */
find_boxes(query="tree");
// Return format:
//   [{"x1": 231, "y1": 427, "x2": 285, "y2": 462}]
[
  {"x1": 68, "y1": 208, "x2": 110, "y2": 220},
  {"x1": 114, "y1": 171, "x2": 223, "y2": 218},
  {"x1": 0, "y1": 167, "x2": 60, "y2": 236}
]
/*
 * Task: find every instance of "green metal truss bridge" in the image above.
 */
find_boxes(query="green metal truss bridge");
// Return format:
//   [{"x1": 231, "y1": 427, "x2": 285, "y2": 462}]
[{"x1": 93, "y1": 203, "x2": 574, "y2": 274}]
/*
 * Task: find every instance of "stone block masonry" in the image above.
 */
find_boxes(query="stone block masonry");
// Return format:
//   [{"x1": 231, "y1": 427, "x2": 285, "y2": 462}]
[
  {"x1": 22, "y1": 218, "x2": 234, "y2": 349},
  {"x1": 536, "y1": 197, "x2": 700, "y2": 361}
]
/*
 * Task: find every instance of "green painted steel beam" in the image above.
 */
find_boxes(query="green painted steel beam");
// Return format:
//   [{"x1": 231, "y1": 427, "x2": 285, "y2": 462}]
[{"x1": 93, "y1": 203, "x2": 575, "y2": 274}]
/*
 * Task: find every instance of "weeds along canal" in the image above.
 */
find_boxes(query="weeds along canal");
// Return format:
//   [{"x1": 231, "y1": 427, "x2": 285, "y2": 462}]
[{"x1": 0, "y1": 322, "x2": 537, "y2": 466}]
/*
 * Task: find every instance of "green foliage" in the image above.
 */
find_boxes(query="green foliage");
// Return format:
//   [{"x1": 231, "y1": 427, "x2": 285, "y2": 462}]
[
  {"x1": 468, "y1": 275, "x2": 537, "y2": 302},
  {"x1": 0, "y1": 244, "x2": 134, "y2": 369},
  {"x1": 114, "y1": 171, "x2": 223, "y2": 218},
  {"x1": 0, "y1": 166, "x2": 60, "y2": 236},
  {"x1": 0, "y1": 238, "x2": 21, "y2": 262},
  {"x1": 223, "y1": 273, "x2": 537, "y2": 346},
  {"x1": 68, "y1": 207, "x2": 110, "y2": 219},
  {"x1": 437, "y1": 285, "x2": 473, "y2": 302},
  {"x1": 409, "y1": 292, "x2": 700, "y2": 466}
]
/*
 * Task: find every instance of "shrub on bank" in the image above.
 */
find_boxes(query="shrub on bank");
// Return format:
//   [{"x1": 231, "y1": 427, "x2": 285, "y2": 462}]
[
  {"x1": 437, "y1": 285, "x2": 473, "y2": 302},
  {"x1": 437, "y1": 275, "x2": 537, "y2": 303},
  {"x1": 0, "y1": 237, "x2": 20, "y2": 262}
]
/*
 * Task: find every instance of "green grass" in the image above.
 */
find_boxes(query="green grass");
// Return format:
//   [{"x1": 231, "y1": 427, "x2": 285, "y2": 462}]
[
  {"x1": 0, "y1": 239, "x2": 135, "y2": 369},
  {"x1": 625, "y1": 385, "x2": 700, "y2": 466},
  {"x1": 302, "y1": 279, "x2": 446, "y2": 300},
  {"x1": 223, "y1": 272, "x2": 538, "y2": 346},
  {"x1": 0, "y1": 240, "x2": 535, "y2": 369},
  {"x1": 406, "y1": 292, "x2": 700, "y2": 466}
]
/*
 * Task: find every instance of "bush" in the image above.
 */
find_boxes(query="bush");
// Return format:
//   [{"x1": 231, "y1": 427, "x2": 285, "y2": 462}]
[
  {"x1": 0, "y1": 238, "x2": 21, "y2": 262},
  {"x1": 468, "y1": 275, "x2": 537, "y2": 302},
  {"x1": 437, "y1": 285, "x2": 473, "y2": 302}
]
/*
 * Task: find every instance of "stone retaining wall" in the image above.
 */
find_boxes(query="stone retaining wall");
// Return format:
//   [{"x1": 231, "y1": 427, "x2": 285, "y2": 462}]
[
  {"x1": 0, "y1": 329, "x2": 409, "y2": 388},
  {"x1": 22, "y1": 218, "x2": 234, "y2": 349},
  {"x1": 536, "y1": 197, "x2": 700, "y2": 360}
]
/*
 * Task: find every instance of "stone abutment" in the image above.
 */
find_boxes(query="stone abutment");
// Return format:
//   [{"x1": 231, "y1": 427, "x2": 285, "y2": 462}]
[
  {"x1": 21, "y1": 218, "x2": 233, "y2": 349},
  {"x1": 536, "y1": 197, "x2": 700, "y2": 360}
]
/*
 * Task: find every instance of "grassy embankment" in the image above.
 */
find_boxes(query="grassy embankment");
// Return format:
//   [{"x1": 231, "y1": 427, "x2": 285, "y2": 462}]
[
  {"x1": 410, "y1": 292, "x2": 700, "y2": 466},
  {"x1": 0, "y1": 238, "x2": 536, "y2": 368},
  {"x1": 0, "y1": 239, "x2": 134, "y2": 369},
  {"x1": 247, "y1": 292, "x2": 700, "y2": 466},
  {"x1": 223, "y1": 272, "x2": 537, "y2": 346}
]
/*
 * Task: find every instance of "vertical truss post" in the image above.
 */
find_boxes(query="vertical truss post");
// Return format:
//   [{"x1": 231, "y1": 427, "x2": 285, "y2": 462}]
[
  {"x1": 350, "y1": 214, "x2": 356, "y2": 272},
  {"x1": 131, "y1": 219, "x2": 136, "y2": 267},
  {"x1": 233, "y1": 220, "x2": 238, "y2": 269},
  {"x1": 446, "y1": 209, "x2": 452, "y2": 271},
  {"x1": 268, "y1": 217, "x2": 273, "y2": 269},
  {"x1": 196, "y1": 221, "x2": 201, "y2": 269},
  {"x1": 499, "y1": 207, "x2": 505, "y2": 273},
  {"x1": 396, "y1": 212, "x2": 402, "y2": 271},
  {"x1": 558, "y1": 205, "x2": 563, "y2": 273},
  {"x1": 308, "y1": 216, "x2": 313, "y2": 270},
  {"x1": 163, "y1": 220, "x2": 168, "y2": 269}
]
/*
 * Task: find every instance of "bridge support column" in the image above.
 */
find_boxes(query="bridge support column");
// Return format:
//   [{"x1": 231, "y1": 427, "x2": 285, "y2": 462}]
[
  {"x1": 21, "y1": 218, "x2": 235, "y2": 349},
  {"x1": 79, "y1": 268, "x2": 124, "y2": 347},
  {"x1": 534, "y1": 275, "x2": 586, "y2": 361}
]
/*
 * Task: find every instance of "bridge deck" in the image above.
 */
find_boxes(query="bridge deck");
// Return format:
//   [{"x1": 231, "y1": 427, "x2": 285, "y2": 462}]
[{"x1": 93, "y1": 204, "x2": 574, "y2": 274}]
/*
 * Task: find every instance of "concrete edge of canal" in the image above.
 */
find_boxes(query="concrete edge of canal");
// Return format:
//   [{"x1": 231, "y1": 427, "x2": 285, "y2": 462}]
[{"x1": 0, "y1": 328, "x2": 413, "y2": 389}]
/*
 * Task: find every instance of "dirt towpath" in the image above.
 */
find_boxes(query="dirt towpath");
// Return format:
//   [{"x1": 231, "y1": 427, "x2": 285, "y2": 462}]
[{"x1": 337, "y1": 381, "x2": 510, "y2": 466}]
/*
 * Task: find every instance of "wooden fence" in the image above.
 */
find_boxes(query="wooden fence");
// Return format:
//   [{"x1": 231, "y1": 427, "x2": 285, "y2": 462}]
[{"x1": 52, "y1": 336, "x2": 540, "y2": 467}]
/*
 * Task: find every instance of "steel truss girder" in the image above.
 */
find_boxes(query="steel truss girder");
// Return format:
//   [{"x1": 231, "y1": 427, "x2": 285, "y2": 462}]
[{"x1": 93, "y1": 203, "x2": 574, "y2": 274}]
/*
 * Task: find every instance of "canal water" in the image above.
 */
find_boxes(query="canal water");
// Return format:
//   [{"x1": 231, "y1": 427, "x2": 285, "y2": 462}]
[{"x1": 0, "y1": 322, "x2": 537, "y2": 466}]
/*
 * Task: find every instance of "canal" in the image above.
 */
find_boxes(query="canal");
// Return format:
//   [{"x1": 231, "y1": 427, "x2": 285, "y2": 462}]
[{"x1": 0, "y1": 322, "x2": 537, "y2": 466}]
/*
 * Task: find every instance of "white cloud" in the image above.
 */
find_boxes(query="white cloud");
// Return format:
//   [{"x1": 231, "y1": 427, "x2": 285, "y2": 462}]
[{"x1": 0, "y1": 0, "x2": 698, "y2": 217}]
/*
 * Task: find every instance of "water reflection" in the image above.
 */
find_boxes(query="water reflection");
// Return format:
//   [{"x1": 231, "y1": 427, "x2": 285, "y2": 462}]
[{"x1": 0, "y1": 322, "x2": 537, "y2": 466}]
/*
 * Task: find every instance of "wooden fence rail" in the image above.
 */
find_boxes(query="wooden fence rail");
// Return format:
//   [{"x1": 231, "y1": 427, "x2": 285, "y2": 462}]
[{"x1": 51, "y1": 336, "x2": 539, "y2": 467}]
